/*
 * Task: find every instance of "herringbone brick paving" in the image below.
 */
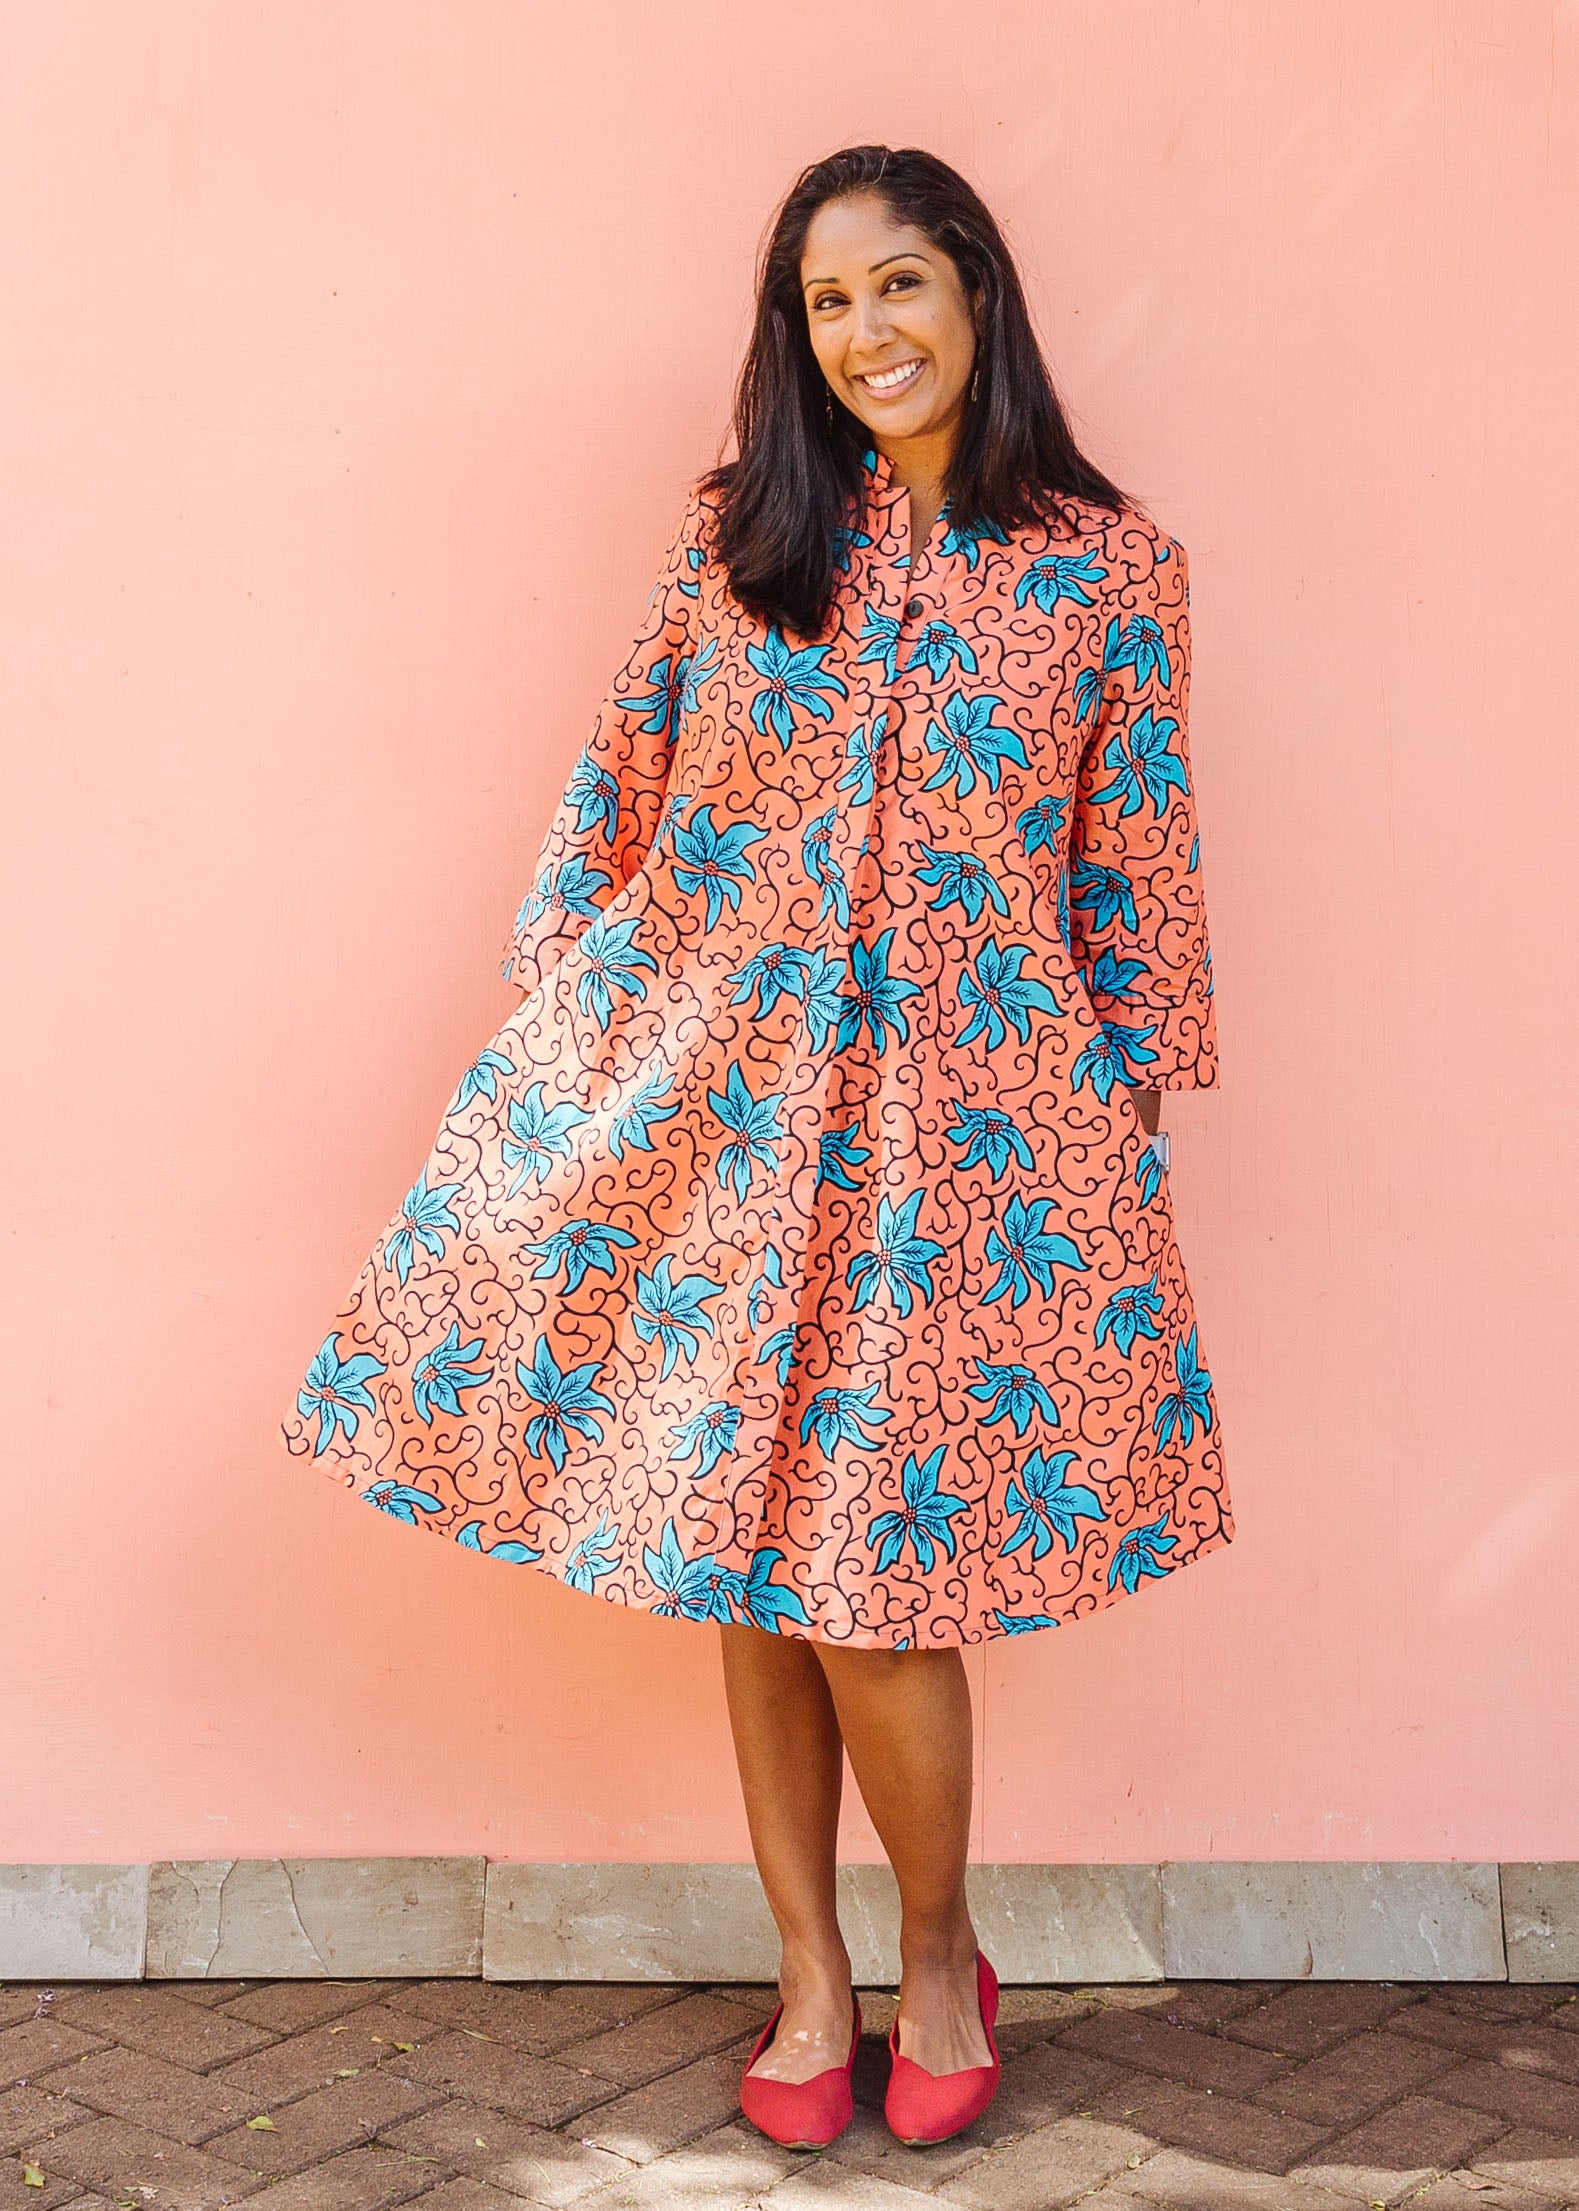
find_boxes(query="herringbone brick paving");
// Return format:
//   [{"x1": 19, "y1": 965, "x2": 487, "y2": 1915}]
[{"x1": 4, "y1": 1973, "x2": 1578, "y2": 2208}]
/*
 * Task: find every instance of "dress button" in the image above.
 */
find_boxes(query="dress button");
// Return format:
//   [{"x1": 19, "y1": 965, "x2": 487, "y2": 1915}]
[{"x1": 904, "y1": 596, "x2": 924, "y2": 620}]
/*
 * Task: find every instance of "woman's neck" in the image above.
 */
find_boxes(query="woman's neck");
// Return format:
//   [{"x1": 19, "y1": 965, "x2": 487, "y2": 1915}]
[{"x1": 878, "y1": 429, "x2": 957, "y2": 565}]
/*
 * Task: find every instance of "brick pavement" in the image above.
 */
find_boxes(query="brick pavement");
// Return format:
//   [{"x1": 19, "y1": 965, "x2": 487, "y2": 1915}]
[{"x1": 3, "y1": 1973, "x2": 1577, "y2": 2208}]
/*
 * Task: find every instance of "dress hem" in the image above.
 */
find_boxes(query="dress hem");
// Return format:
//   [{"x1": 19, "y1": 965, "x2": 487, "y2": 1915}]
[{"x1": 283, "y1": 1423, "x2": 1236, "y2": 1653}]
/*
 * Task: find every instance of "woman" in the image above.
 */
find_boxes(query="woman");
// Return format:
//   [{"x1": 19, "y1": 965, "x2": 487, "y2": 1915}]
[{"x1": 281, "y1": 144, "x2": 1233, "y2": 2151}]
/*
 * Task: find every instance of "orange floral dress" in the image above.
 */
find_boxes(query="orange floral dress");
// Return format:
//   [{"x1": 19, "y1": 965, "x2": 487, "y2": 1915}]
[{"x1": 280, "y1": 446, "x2": 1234, "y2": 1647}]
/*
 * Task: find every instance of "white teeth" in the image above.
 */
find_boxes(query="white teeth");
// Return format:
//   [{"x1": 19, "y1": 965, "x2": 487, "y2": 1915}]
[{"x1": 859, "y1": 359, "x2": 924, "y2": 392}]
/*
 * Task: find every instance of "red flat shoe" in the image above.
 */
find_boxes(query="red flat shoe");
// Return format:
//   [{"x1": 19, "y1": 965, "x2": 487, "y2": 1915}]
[
  {"x1": 884, "y1": 1949, "x2": 1000, "y2": 2146},
  {"x1": 739, "y1": 1987, "x2": 861, "y2": 2149}
]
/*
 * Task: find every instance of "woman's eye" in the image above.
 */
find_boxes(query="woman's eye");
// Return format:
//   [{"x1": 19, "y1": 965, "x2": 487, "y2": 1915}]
[{"x1": 809, "y1": 274, "x2": 919, "y2": 310}]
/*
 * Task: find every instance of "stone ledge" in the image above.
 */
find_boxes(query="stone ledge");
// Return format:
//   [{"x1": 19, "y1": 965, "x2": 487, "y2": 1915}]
[
  {"x1": 0, "y1": 1858, "x2": 1558, "y2": 1982},
  {"x1": 145, "y1": 1856, "x2": 486, "y2": 1978},
  {"x1": 1501, "y1": 1862, "x2": 1579, "y2": 1980},
  {"x1": 0, "y1": 1863, "x2": 148, "y2": 1979},
  {"x1": 480, "y1": 1860, "x2": 1162, "y2": 1982},
  {"x1": 1162, "y1": 1860, "x2": 1507, "y2": 1982}
]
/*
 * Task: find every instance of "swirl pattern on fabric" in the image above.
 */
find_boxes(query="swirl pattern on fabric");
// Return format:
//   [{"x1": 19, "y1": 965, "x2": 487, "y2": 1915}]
[{"x1": 279, "y1": 446, "x2": 1234, "y2": 1647}]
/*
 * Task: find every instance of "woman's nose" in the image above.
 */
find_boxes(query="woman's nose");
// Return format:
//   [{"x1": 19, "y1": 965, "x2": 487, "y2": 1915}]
[{"x1": 850, "y1": 293, "x2": 893, "y2": 350}]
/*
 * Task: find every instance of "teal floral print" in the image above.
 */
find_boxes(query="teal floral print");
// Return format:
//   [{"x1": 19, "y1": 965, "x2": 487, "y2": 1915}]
[{"x1": 282, "y1": 448, "x2": 1231, "y2": 1647}]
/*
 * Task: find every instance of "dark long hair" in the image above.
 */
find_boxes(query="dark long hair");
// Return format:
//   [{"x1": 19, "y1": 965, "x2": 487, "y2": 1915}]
[{"x1": 703, "y1": 144, "x2": 1131, "y2": 640}]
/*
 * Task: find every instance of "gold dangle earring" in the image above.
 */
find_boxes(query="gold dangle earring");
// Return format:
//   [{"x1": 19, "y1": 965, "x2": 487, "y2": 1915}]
[
  {"x1": 970, "y1": 363, "x2": 981, "y2": 403},
  {"x1": 825, "y1": 386, "x2": 834, "y2": 425}
]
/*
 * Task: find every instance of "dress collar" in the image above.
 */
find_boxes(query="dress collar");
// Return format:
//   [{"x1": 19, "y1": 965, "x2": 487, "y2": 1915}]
[
  {"x1": 857, "y1": 440, "x2": 952, "y2": 532},
  {"x1": 859, "y1": 443, "x2": 898, "y2": 497}
]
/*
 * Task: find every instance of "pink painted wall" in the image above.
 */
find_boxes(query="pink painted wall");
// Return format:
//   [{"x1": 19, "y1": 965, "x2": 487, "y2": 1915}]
[{"x1": 6, "y1": 2, "x2": 1575, "y2": 1866}]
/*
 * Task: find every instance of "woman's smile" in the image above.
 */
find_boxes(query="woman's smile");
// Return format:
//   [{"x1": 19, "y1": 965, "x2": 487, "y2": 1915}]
[{"x1": 852, "y1": 356, "x2": 927, "y2": 397}]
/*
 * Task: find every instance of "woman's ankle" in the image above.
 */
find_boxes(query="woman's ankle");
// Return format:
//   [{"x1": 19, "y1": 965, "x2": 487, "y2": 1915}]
[
  {"x1": 776, "y1": 1939, "x2": 853, "y2": 1999},
  {"x1": 897, "y1": 1910, "x2": 978, "y2": 1976}
]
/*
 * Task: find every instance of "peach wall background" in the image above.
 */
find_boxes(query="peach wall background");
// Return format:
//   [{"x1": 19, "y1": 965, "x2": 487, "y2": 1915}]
[{"x1": 5, "y1": 1, "x2": 1575, "y2": 1866}]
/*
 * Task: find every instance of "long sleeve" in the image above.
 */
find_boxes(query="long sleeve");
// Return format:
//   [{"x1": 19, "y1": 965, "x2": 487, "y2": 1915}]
[
  {"x1": 500, "y1": 483, "x2": 706, "y2": 995},
  {"x1": 1065, "y1": 527, "x2": 1220, "y2": 1089}
]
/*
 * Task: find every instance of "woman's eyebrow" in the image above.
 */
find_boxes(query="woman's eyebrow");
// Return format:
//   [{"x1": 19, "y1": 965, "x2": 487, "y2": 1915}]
[{"x1": 801, "y1": 252, "x2": 932, "y2": 292}]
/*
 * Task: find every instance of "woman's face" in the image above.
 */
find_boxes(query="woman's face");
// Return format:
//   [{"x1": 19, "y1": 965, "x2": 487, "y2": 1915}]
[{"x1": 799, "y1": 190, "x2": 979, "y2": 455}]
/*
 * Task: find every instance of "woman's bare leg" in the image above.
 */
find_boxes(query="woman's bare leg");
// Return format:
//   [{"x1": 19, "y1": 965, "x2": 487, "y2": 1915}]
[
  {"x1": 718, "y1": 1620, "x2": 857, "y2": 2082},
  {"x1": 813, "y1": 1645, "x2": 992, "y2": 2075}
]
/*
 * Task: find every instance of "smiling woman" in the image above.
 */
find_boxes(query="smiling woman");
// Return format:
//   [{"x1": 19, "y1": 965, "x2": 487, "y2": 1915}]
[{"x1": 283, "y1": 140, "x2": 1229, "y2": 2152}]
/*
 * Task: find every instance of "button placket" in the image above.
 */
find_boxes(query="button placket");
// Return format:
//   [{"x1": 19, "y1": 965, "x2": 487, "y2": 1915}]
[
  {"x1": 857, "y1": 512, "x2": 954, "y2": 916},
  {"x1": 837, "y1": 493, "x2": 912, "y2": 915}
]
